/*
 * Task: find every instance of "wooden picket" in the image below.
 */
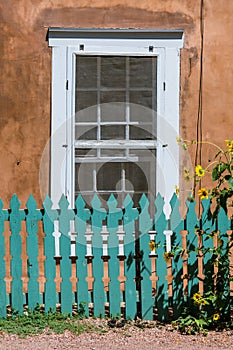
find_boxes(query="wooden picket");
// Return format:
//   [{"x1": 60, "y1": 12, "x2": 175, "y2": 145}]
[{"x1": 0, "y1": 193, "x2": 232, "y2": 321}]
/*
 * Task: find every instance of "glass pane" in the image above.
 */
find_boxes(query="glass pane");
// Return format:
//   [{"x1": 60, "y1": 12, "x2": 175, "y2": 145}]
[
  {"x1": 75, "y1": 163, "x2": 94, "y2": 191},
  {"x1": 75, "y1": 125, "x2": 97, "y2": 140},
  {"x1": 129, "y1": 102, "x2": 155, "y2": 124},
  {"x1": 101, "y1": 125, "x2": 125, "y2": 140},
  {"x1": 101, "y1": 149, "x2": 125, "y2": 157},
  {"x1": 129, "y1": 57, "x2": 155, "y2": 88},
  {"x1": 129, "y1": 125, "x2": 155, "y2": 140},
  {"x1": 130, "y1": 90, "x2": 153, "y2": 110},
  {"x1": 75, "y1": 91, "x2": 97, "y2": 122},
  {"x1": 76, "y1": 56, "x2": 97, "y2": 89},
  {"x1": 97, "y1": 162, "x2": 121, "y2": 191},
  {"x1": 75, "y1": 148, "x2": 97, "y2": 157},
  {"x1": 129, "y1": 148, "x2": 156, "y2": 160},
  {"x1": 125, "y1": 162, "x2": 148, "y2": 192},
  {"x1": 100, "y1": 91, "x2": 126, "y2": 122},
  {"x1": 101, "y1": 57, "x2": 126, "y2": 88}
]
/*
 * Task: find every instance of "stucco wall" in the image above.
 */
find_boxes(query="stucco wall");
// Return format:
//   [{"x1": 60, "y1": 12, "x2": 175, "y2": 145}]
[{"x1": 0, "y1": 0, "x2": 232, "y2": 206}]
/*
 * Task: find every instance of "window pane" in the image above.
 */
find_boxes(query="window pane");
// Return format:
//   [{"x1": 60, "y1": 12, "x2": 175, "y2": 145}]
[
  {"x1": 76, "y1": 56, "x2": 97, "y2": 89},
  {"x1": 101, "y1": 57, "x2": 126, "y2": 88},
  {"x1": 129, "y1": 148, "x2": 156, "y2": 159},
  {"x1": 129, "y1": 125, "x2": 155, "y2": 140},
  {"x1": 130, "y1": 90, "x2": 153, "y2": 110},
  {"x1": 129, "y1": 102, "x2": 156, "y2": 123},
  {"x1": 75, "y1": 148, "x2": 97, "y2": 157},
  {"x1": 101, "y1": 125, "x2": 125, "y2": 140},
  {"x1": 97, "y1": 162, "x2": 121, "y2": 191},
  {"x1": 75, "y1": 163, "x2": 94, "y2": 191},
  {"x1": 75, "y1": 91, "x2": 97, "y2": 117},
  {"x1": 129, "y1": 57, "x2": 155, "y2": 88},
  {"x1": 125, "y1": 162, "x2": 148, "y2": 192},
  {"x1": 101, "y1": 149, "x2": 125, "y2": 157},
  {"x1": 75, "y1": 125, "x2": 97, "y2": 140},
  {"x1": 100, "y1": 92, "x2": 126, "y2": 122},
  {"x1": 75, "y1": 92, "x2": 97, "y2": 123}
]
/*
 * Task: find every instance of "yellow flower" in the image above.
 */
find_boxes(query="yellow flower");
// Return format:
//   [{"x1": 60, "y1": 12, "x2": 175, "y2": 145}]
[
  {"x1": 193, "y1": 293, "x2": 201, "y2": 302},
  {"x1": 149, "y1": 240, "x2": 156, "y2": 252},
  {"x1": 225, "y1": 139, "x2": 233, "y2": 151},
  {"x1": 184, "y1": 167, "x2": 191, "y2": 181},
  {"x1": 163, "y1": 251, "x2": 175, "y2": 262},
  {"x1": 195, "y1": 165, "x2": 205, "y2": 177},
  {"x1": 213, "y1": 313, "x2": 220, "y2": 321},
  {"x1": 174, "y1": 185, "x2": 179, "y2": 195},
  {"x1": 198, "y1": 188, "x2": 209, "y2": 200},
  {"x1": 176, "y1": 136, "x2": 182, "y2": 145}
]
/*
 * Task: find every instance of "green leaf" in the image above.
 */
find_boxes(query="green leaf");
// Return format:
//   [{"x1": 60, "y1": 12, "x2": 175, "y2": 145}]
[
  {"x1": 212, "y1": 163, "x2": 228, "y2": 181},
  {"x1": 227, "y1": 176, "x2": 233, "y2": 189},
  {"x1": 212, "y1": 166, "x2": 219, "y2": 181}
]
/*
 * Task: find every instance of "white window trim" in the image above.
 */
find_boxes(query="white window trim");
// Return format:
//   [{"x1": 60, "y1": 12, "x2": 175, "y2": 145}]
[{"x1": 48, "y1": 28, "x2": 183, "y2": 208}]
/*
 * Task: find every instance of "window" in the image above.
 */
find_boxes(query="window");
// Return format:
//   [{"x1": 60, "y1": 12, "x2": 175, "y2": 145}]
[{"x1": 48, "y1": 29, "x2": 183, "y2": 208}]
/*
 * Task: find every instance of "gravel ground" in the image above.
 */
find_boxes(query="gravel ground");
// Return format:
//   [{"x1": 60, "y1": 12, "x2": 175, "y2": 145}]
[{"x1": 0, "y1": 319, "x2": 232, "y2": 350}]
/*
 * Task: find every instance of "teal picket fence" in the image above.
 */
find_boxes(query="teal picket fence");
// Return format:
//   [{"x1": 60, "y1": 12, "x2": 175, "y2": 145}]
[{"x1": 0, "y1": 193, "x2": 232, "y2": 321}]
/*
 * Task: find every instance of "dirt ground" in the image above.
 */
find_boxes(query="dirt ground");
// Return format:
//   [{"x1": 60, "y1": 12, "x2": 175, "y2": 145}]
[{"x1": 0, "y1": 320, "x2": 232, "y2": 350}]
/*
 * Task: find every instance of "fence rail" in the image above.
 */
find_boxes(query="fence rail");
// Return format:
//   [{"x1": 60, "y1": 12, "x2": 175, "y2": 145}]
[{"x1": 0, "y1": 193, "x2": 232, "y2": 321}]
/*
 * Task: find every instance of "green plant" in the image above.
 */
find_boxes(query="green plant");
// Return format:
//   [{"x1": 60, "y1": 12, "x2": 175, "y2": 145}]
[
  {"x1": 172, "y1": 139, "x2": 233, "y2": 334},
  {"x1": 0, "y1": 304, "x2": 101, "y2": 338},
  {"x1": 176, "y1": 138, "x2": 233, "y2": 217}
]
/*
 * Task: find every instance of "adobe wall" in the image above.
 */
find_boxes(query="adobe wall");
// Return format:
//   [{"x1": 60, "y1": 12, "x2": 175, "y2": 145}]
[{"x1": 0, "y1": 0, "x2": 232, "y2": 206}]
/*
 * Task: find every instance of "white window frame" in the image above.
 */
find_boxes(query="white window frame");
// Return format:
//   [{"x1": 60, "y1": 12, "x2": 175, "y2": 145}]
[{"x1": 48, "y1": 29, "x2": 183, "y2": 208}]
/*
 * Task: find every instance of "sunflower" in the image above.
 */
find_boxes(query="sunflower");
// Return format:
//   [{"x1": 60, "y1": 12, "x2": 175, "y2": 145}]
[
  {"x1": 213, "y1": 313, "x2": 220, "y2": 321},
  {"x1": 195, "y1": 165, "x2": 205, "y2": 177},
  {"x1": 149, "y1": 240, "x2": 156, "y2": 252},
  {"x1": 163, "y1": 251, "x2": 175, "y2": 262},
  {"x1": 225, "y1": 139, "x2": 233, "y2": 151},
  {"x1": 198, "y1": 187, "x2": 209, "y2": 200},
  {"x1": 174, "y1": 185, "x2": 179, "y2": 195},
  {"x1": 193, "y1": 293, "x2": 201, "y2": 302}
]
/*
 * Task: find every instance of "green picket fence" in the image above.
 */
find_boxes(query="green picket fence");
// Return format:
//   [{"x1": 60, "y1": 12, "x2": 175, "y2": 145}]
[{"x1": 0, "y1": 193, "x2": 232, "y2": 321}]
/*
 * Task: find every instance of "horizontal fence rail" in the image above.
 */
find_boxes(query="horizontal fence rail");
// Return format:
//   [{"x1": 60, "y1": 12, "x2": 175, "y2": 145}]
[{"x1": 0, "y1": 193, "x2": 232, "y2": 321}]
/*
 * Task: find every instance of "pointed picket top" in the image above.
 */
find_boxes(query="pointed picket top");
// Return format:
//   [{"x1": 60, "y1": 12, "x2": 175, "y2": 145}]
[
  {"x1": 10, "y1": 194, "x2": 25, "y2": 224},
  {"x1": 139, "y1": 193, "x2": 149, "y2": 210},
  {"x1": 218, "y1": 206, "x2": 230, "y2": 228},
  {"x1": 123, "y1": 194, "x2": 138, "y2": 223},
  {"x1": 42, "y1": 195, "x2": 58, "y2": 222},
  {"x1": 75, "y1": 195, "x2": 90, "y2": 221},
  {"x1": 91, "y1": 194, "x2": 106, "y2": 229},
  {"x1": 0, "y1": 199, "x2": 7, "y2": 223},
  {"x1": 139, "y1": 194, "x2": 152, "y2": 232},
  {"x1": 170, "y1": 192, "x2": 179, "y2": 210},
  {"x1": 154, "y1": 193, "x2": 166, "y2": 224},
  {"x1": 10, "y1": 194, "x2": 21, "y2": 211},
  {"x1": 200, "y1": 198, "x2": 212, "y2": 229},
  {"x1": 58, "y1": 194, "x2": 70, "y2": 211},
  {"x1": 201, "y1": 198, "x2": 211, "y2": 216},
  {"x1": 26, "y1": 194, "x2": 37, "y2": 211},
  {"x1": 107, "y1": 194, "x2": 118, "y2": 212},
  {"x1": 123, "y1": 193, "x2": 134, "y2": 209},
  {"x1": 91, "y1": 193, "x2": 102, "y2": 209},
  {"x1": 43, "y1": 194, "x2": 53, "y2": 211},
  {"x1": 107, "y1": 194, "x2": 122, "y2": 229},
  {"x1": 75, "y1": 194, "x2": 86, "y2": 209},
  {"x1": 170, "y1": 193, "x2": 182, "y2": 230},
  {"x1": 185, "y1": 196, "x2": 196, "y2": 214},
  {"x1": 0, "y1": 199, "x2": 3, "y2": 211},
  {"x1": 26, "y1": 195, "x2": 42, "y2": 223}
]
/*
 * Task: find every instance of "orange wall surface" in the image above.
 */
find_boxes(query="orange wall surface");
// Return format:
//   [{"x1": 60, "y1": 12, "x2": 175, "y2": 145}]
[{"x1": 0, "y1": 0, "x2": 232, "y2": 206}]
